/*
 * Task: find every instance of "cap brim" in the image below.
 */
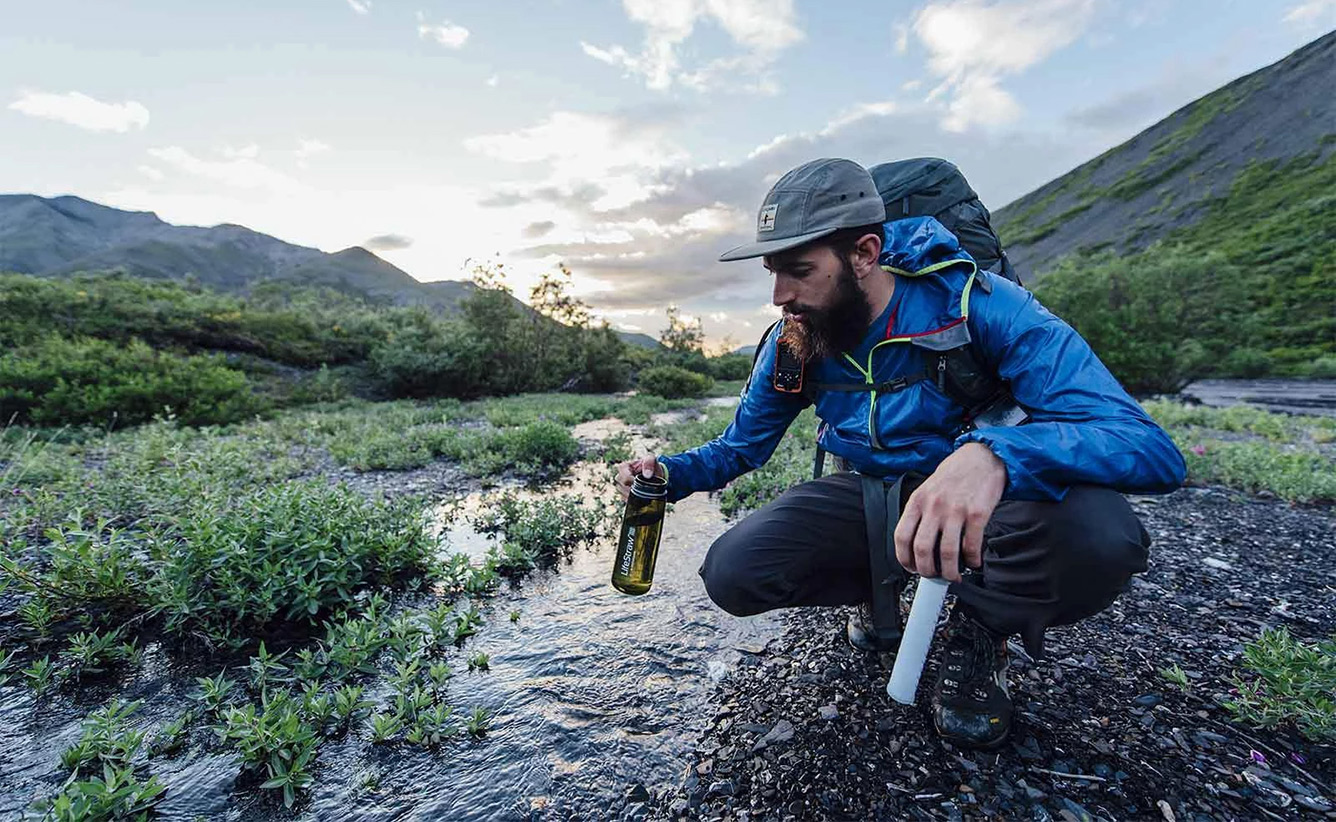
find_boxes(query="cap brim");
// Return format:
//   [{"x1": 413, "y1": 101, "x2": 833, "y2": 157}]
[{"x1": 718, "y1": 227, "x2": 841, "y2": 262}]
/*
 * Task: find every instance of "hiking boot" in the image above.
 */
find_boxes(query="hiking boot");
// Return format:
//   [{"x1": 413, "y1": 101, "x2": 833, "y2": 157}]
[
  {"x1": 845, "y1": 601, "x2": 902, "y2": 653},
  {"x1": 932, "y1": 611, "x2": 1012, "y2": 749}
]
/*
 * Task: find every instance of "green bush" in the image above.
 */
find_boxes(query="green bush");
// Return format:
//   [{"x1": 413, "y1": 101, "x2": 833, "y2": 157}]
[
  {"x1": 638, "y1": 365, "x2": 714, "y2": 399},
  {"x1": 1033, "y1": 246, "x2": 1249, "y2": 394},
  {"x1": 0, "y1": 334, "x2": 264, "y2": 427},
  {"x1": 1225, "y1": 627, "x2": 1336, "y2": 742},
  {"x1": 0, "y1": 272, "x2": 389, "y2": 368},
  {"x1": 1304, "y1": 355, "x2": 1336, "y2": 379},
  {"x1": 706, "y1": 353, "x2": 755, "y2": 381},
  {"x1": 1220, "y1": 348, "x2": 1275, "y2": 378},
  {"x1": 491, "y1": 421, "x2": 581, "y2": 475},
  {"x1": 152, "y1": 480, "x2": 438, "y2": 645}
]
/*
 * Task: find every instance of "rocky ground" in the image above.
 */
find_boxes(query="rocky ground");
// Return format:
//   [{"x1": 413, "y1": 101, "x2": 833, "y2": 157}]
[{"x1": 642, "y1": 486, "x2": 1336, "y2": 821}]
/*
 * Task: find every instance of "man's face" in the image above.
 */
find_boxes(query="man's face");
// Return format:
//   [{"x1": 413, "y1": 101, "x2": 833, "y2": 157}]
[{"x1": 765, "y1": 243, "x2": 872, "y2": 361}]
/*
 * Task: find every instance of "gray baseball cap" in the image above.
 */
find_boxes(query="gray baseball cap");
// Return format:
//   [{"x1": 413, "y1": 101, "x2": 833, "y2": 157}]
[{"x1": 719, "y1": 157, "x2": 887, "y2": 262}]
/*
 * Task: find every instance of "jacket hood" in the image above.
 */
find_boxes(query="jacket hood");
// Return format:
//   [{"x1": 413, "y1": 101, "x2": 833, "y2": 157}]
[
  {"x1": 878, "y1": 216, "x2": 976, "y2": 277},
  {"x1": 875, "y1": 216, "x2": 979, "y2": 341}
]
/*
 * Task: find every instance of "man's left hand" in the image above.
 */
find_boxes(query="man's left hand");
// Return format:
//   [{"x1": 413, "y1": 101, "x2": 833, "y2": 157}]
[{"x1": 894, "y1": 442, "x2": 1008, "y2": 582}]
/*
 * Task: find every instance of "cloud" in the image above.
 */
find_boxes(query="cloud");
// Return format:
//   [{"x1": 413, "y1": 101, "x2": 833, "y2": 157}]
[
  {"x1": 582, "y1": 0, "x2": 803, "y2": 92},
  {"x1": 1282, "y1": 0, "x2": 1336, "y2": 26},
  {"x1": 363, "y1": 233, "x2": 413, "y2": 251},
  {"x1": 347, "y1": 0, "x2": 371, "y2": 13},
  {"x1": 910, "y1": 0, "x2": 1094, "y2": 130},
  {"x1": 418, "y1": 15, "x2": 470, "y2": 48},
  {"x1": 221, "y1": 143, "x2": 259, "y2": 160},
  {"x1": 522, "y1": 220, "x2": 556, "y2": 239},
  {"x1": 296, "y1": 139, "x2": 331, "y2": 159},
  {"x1": 146, "y1": 146, "x2": 303, "y2": 193},
  {"x1": 484, "y1": 99, "x2": 1091, "y2": 311},
  {"x1": 486, "y1": 74, "x2": 499, "y2": 87},
  {"x1": 294, "y1": 138, "x2": 332, "y2": 168},
  {"x1": 464, "y1": 109, "x2": 689, "y2": 210},
  {"x1": 8, "y1": 90, "x2": 150, "y2": 133},
  {"x1": 137, "y1": 165, "x2": 164, "y2": 181}
]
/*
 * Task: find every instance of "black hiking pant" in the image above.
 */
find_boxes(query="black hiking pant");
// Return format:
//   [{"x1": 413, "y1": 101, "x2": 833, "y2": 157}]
[{"x1": 697, "y1": 471, "x2": 1151, "y2": 657}]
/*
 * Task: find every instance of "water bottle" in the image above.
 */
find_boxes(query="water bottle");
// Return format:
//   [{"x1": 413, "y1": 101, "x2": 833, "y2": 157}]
[
  {"x1": 611, "y1": 474, "x2": 667, "y2": 595},
  {"x1": 887, "y1": 576, "x2": 950, "y2": 705}
]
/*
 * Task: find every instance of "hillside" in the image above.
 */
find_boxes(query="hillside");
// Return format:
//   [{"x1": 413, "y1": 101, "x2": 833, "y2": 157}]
[
  {"x1": 995, "y1": 31, "x2": 1335, "y2": 277},
  {"x1": 0, "y1": 193, "x2": 657, "y2": 349}
]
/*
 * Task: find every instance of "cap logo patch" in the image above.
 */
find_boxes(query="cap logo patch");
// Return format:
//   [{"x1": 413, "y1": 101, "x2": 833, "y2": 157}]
[{"x1": 758, "y1": 204, "x2": 778, "y2": 232}]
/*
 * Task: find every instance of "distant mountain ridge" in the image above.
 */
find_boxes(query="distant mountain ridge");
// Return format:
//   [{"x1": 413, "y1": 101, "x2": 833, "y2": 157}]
[
  {"x1": 995, "y1": 31, "x2": 1336, "y2": 277},
  {"x1": 0, "y1": 193, "x2": 659, "y2": 348}
]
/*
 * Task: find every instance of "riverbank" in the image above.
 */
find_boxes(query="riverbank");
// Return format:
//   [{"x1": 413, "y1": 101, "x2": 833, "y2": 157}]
[{"x1": 646, "y1": 486, "x2": 1336, "y2": 821}]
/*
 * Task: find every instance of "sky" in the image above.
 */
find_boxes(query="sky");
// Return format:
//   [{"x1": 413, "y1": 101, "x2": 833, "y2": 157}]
[{"x1": 3, "y1": 0, "x2": 1333, "y2": 349}]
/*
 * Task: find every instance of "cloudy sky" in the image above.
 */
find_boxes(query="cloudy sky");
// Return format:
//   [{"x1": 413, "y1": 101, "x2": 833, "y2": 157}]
[{"x1": 4, "y1": 1, "x2": 1332, "y2": 348}]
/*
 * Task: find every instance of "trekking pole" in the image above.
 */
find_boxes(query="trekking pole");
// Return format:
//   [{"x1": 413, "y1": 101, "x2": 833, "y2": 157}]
[{"x1": 886, "y1": 576, "x2": 950, "y2": 705}]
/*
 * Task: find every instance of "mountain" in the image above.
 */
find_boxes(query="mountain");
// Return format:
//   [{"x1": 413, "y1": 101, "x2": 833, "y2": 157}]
[
  {"x1": 995, "y1": 31, "x2": 1336, "y2": 278},
  {"x1": 0, "y1": 193, "x2": 492, "y2": 311},
  {"x1": 0, "y1": 193, "x2": 653, "y2": 348}
]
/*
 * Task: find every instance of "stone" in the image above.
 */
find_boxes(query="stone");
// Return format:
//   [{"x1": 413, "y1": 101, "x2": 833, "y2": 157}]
[{"x1": 818, "y1": 704, "x2": 839, "y2": 721}]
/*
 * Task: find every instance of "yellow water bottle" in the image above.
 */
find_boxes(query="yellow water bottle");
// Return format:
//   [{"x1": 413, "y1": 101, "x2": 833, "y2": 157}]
[{"x1": 611, "y1": 474, "x2": 667, "y2": 595}]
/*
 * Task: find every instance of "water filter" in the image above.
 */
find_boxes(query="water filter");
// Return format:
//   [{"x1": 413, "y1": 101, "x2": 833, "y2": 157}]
[{"x1": 886, "y1": 576, "x2": 950, "y2": 705}]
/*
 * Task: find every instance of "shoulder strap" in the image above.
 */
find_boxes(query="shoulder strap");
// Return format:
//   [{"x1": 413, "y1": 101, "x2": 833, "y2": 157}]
[{"x1": 743, "y1": 319, "x2": 782, "y2": 394}]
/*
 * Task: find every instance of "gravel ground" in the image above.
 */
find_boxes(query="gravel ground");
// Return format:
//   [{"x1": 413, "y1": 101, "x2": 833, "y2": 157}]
[{"x1": 640, "y1": 486, "x2": 1336, "y2": 821}]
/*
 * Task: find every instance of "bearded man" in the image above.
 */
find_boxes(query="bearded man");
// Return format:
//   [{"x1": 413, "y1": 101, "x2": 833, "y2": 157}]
[{"x1": 613, "y1": 158, "x2": 1186, "y2": 748}]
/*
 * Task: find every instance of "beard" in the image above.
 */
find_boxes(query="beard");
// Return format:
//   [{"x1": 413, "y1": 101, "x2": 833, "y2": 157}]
[{"x1": 779, "y1": 256, "x2": 873, "y2": 363}]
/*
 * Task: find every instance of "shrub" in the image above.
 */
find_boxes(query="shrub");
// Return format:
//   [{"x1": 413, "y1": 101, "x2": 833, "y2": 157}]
[
  {"x1": 472, "y1": 491, "x2": 613, "y2": 561},
  {"x1": 0, "y1": 334, "x2": 264, "y2": 427},
  {"x1": 491, "y1": 421, "x2": 580, "y2": 475},
  {"x1": 1224, "y1": 627, "x2": 1336, "y2": 742},
  {"x1": 1033, "y1": 246, "x2": 1248, "y2": 394},
  {"x1": 638, "y1": 365, "x2": 714, "y2": 399},
  {"x1": 706, "y1": 353, "x2": 755, "y2": 381},
  {"x1": 153, "y1": 480, "x2": 438, "y2": 645}
]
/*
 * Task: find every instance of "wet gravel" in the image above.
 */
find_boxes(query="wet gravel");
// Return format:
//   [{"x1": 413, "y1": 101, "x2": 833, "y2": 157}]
[{"x1": 630, "y1": 486, "x2": 1336, "y2": 822}]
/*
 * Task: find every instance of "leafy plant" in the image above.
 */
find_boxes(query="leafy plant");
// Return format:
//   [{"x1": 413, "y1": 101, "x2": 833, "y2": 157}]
[
  {"x1": 27, "y1": 763, "x2": 167, "y2": 821},
  {"x1": 467, "y1": 651, "x2": 490, "y2": 673},
  {"x1": 465, "y1": 706, "x2": 492, "y2": 738},
  {"x1": 193, "y1": 670, "x2": 236, "y2": 716},
  {"x1": 1159, "y1": 663, "x2": 1191, "y2": 692},
  {"x1": 369, "y1": 710, "x2": 403, "y2": 744},
  {"x1": 218, "y1": 690, "x2": 319, "y2": 808},
  {"x1": 1224, "y1": 627, "x2": 1336, "y2": 742},
  {"x1": 332, "y1": 685, "x2": 373, "y2": 729},
  {"x1": 23, "y1": 655, "x2": 59, "y2": 695}
]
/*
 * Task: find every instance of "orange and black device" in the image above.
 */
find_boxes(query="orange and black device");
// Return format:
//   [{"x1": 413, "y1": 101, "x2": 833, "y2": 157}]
[{"x1": 773, "y1": 340, "x2": 805, "y2": 394}]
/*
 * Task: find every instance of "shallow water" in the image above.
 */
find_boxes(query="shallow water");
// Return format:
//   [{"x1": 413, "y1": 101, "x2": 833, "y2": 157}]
[
  {"x1": 1180, "y1": 378, "x2": 1336, "y2": 417},
  {"x1": 0, "y1": 414, "x2": 780, "y2": 821}
]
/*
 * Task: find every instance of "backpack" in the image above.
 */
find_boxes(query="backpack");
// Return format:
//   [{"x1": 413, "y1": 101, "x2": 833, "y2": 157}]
[
  {"x1": 869, "y1": 157, "x2": 1021, "y2": 287},
  {"x1": 748, "y1": 157, "x2": 1027, "y2": 450}
]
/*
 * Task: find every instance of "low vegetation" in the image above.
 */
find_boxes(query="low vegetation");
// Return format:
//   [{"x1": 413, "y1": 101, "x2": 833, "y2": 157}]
[
  {"x1": 1031, "y1": 152, "x2": 1336, "y2": 390},
  {"x1": 1224, "y1": 627, "x2": 1336, "y2": 743}
]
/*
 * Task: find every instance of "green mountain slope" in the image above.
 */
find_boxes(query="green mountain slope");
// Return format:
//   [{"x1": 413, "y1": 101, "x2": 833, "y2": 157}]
[{"x1": 995, "y1": 30, "x2": 1335, "y2": 276}]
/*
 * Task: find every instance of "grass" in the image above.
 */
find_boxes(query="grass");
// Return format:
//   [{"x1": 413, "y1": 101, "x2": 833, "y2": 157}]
[{"x1": 1143, "y1": 400, "x2": 1336, "y2": 503}]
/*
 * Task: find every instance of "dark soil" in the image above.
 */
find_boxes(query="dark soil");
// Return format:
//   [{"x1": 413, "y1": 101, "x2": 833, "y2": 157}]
[{"x1": 643, "y1": 486, "x2": 1336, "y2": 821}]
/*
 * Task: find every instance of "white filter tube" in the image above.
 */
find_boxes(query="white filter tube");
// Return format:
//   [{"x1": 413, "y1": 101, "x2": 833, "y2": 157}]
[{"x1": 886, "y1": 576, "x2": 950, "y2": 705}]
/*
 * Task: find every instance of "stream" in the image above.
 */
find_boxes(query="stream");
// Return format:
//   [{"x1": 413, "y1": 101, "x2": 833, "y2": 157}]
[{"x1": 0, "y1": 408, "x2": 781, "y2": 821}]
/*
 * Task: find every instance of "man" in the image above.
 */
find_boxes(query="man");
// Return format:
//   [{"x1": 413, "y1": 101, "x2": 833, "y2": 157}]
[{"x1": 614, "y1": 158, "x2": 1186, "y2": 749}]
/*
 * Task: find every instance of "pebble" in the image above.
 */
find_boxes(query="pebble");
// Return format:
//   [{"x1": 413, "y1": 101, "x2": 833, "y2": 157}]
[{"x1": 818, "y1": 704, "x2": 839, "y2": 721}]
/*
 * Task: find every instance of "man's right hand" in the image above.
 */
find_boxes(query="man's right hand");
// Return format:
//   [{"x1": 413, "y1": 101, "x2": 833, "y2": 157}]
[{"x1": 615, "y1": 454, "x2": 663, "y2": 501}]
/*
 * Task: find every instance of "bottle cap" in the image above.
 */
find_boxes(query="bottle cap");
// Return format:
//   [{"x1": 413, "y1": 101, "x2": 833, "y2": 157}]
[{"x1": 630, "y1": 473, "x2": 668, "y2": 498}]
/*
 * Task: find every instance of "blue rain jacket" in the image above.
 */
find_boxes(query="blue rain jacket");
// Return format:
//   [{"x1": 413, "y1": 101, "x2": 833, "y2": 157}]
[{"x1": 659, "y1": 217, "x2": 1187, "y2": 504}]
